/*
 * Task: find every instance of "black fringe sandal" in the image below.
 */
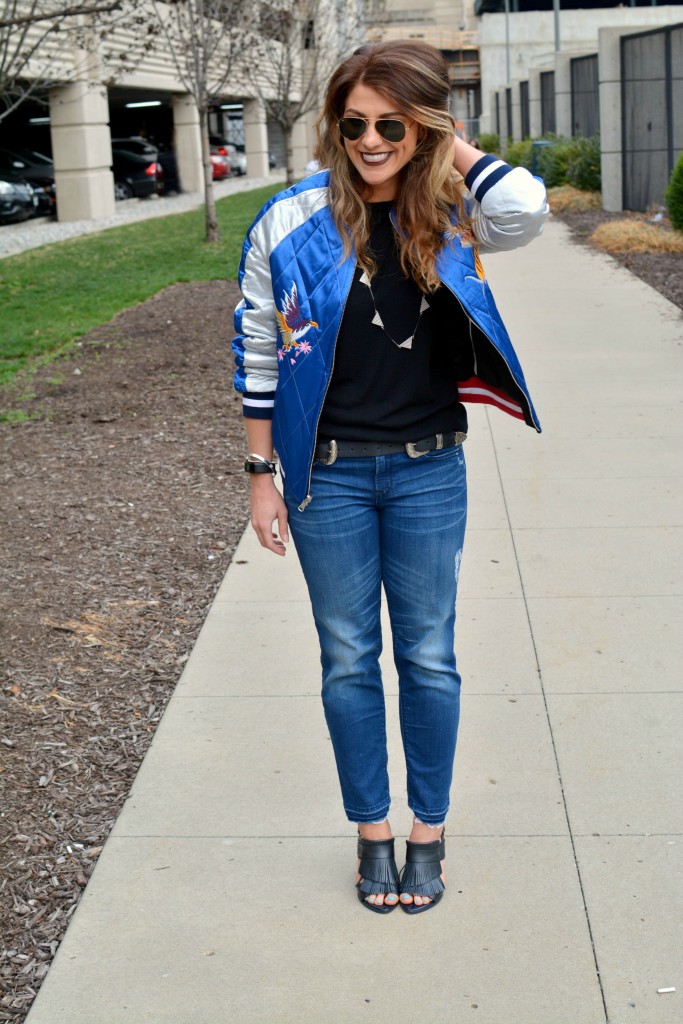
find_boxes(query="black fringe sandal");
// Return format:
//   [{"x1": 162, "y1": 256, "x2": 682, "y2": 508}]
[
  {"x1": 398, "y1": 831, "x2": 446, "y2": 915},
  {"x1": 356, "y1": 834, "x2": 400, "y2": 914}
]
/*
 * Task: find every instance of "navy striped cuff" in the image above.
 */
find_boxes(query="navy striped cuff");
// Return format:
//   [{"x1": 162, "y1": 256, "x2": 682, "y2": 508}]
[
  {"x1": 242, "y1": 392, "x2": 275, "y2": 420},
  {"x1": 465, "y1": 155, "x2": 512, "y2": 203}
]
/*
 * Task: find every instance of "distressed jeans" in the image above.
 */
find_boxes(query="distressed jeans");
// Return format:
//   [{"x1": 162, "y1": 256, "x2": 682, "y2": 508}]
[{"x1": 284, "y1": 445, "x2": 467, "y2": 825}]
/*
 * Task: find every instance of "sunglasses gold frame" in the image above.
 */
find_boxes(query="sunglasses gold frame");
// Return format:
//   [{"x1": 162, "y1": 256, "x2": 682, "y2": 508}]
[{"x1": 338, "y1": 116, "x2": 415, "y2": 143}]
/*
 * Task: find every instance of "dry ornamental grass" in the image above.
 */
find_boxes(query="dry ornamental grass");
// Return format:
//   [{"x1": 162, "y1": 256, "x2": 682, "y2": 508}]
[
  {"x1": 547, "y1": 185, "x2": 602, "y2": 214},
  {"x1": 590, "y1": 219, "x2": 683, "y2": 254}
]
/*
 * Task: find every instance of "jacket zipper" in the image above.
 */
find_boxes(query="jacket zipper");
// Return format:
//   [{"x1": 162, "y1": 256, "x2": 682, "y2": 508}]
[{"x1": 297, "y1": 273, "x2": 354, "y2": 511}]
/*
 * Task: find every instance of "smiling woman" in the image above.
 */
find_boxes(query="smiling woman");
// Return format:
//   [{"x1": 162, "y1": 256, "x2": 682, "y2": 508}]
[
  {"x1": 339, "y1": 85, "x2": 420, "y2": 202},
  {"x1": 232, "y1": 39, "x2": 548, "y2": 917}
]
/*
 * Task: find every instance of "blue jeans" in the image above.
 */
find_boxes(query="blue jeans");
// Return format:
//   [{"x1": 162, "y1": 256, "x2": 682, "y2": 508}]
[{"x1": 284, "y1": 446, "x2": 467, "y2": 825}]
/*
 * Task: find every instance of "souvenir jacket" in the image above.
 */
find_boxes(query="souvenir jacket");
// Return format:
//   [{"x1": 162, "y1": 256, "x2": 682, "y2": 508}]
[{"x1": 233, "y1": 154, "x2": 549, "y2": 509}]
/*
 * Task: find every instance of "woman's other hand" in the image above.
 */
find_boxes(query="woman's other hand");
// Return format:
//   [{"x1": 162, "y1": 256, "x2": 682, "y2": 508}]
[{"x1": 250, "y1": 475, "x2": 289, "y2": 556}]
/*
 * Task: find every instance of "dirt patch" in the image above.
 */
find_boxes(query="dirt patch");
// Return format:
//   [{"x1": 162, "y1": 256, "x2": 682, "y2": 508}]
[
  {"x1": 0, "y1": 281, "x2": 250, "y2": 1021},
  {"x1": 552, "y1": 206, "x2": 683, "y2": 311}
]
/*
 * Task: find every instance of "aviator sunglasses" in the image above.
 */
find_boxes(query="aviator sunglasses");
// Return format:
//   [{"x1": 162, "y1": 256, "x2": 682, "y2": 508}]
[{"x1": 338, "y1": 116, "x2": 414, "y2": 143}]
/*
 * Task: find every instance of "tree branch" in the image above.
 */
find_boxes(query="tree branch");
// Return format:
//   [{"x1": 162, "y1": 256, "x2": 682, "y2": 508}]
[{"x1": 0, "y1": 3, "x2": 122, "y2": 30}]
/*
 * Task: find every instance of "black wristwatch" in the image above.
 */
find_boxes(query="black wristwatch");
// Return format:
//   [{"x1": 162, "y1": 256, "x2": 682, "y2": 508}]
[{"x1": 244, "y1": 454, "x2": 277, "y2": 475}]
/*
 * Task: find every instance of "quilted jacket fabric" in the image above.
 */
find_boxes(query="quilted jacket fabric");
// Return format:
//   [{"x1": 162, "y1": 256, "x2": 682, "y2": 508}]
[{"x1": 233, "y1": 153, "x2": 548, "y2": 508}]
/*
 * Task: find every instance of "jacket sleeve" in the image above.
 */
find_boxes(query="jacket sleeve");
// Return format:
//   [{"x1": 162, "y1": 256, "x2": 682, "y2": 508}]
[
  {"x1": 232, "y1": 217, "x2": 279, "y2": 421},
  {"x1": 464, "y1": 153, "x2": 549, "y2": 253}
]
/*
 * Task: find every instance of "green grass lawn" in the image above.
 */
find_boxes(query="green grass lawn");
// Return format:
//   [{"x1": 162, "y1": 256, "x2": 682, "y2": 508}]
[{"x1": 0, "y1": 183, "x2": 281, "y2": 387}]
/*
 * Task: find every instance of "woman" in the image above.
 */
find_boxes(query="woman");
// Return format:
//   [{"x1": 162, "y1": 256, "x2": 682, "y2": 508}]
[{"x1": 233, "y1": 41, "x2": 547, "y2": 914}]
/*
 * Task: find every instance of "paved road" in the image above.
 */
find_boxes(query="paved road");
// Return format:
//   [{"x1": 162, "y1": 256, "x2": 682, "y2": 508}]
[{"x1": 24, "y1": 218, "x2": 683, "y2": 1024}]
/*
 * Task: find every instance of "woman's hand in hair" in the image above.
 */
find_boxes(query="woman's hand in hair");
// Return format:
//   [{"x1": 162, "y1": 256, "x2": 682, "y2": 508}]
[
  {"x1": 250, "y1": 475, "x2": 289, "y2": 556},
  {"x1": 451, "y1": 135, "x2": 484, "y2": 179}
]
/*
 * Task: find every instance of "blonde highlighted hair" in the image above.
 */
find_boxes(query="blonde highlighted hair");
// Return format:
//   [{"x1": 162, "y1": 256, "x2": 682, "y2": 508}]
[{"x1": 314, "y1": 40, "x2": 468, "y2": 293}]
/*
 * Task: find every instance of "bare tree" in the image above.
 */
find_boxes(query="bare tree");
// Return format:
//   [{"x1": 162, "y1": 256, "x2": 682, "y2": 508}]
[
  {"x1": 0, "y1": 2, "x2": 156, "y2": 123},
  {"x1": 150, "y1": 0, "x2": 256, "y2": 243},
  {"x1": 252, "y1": 0, "x2": 374, "y2": 186}
]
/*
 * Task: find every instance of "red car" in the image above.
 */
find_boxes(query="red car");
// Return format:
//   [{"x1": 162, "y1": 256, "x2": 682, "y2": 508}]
[{"x1": 210, "y1": 152, "x2": 231, "y2": 180}]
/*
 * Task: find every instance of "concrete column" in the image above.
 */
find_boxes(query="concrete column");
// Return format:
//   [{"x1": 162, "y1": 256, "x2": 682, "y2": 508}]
[
  {"x1": 290, "y1": 119, "x2": 309, "y2": 181},
  {"x1": 498, "y1": 90, "x2": 510, "y2": 151},
  {"x1": 172, "y1": 94, "x2": 203, "y2": 194},
  {"x1": 49, "y1": 81, "x2": 114, "y2": 222},
  {"x1": 528, "y1": 68, "x2": 543, "y2": 138},
  {"x1": 554, "y1": 53, "x2": 573, "y2": 138},
  {"x1": 510, "y1": 79, "x2": 522, "y2": 143},
  {"x1": 243, "y1": 99, "x2": 270, "y2": 178},
  {"x1": 598, "y1": 27, "x2": 626, "y2": 212}
]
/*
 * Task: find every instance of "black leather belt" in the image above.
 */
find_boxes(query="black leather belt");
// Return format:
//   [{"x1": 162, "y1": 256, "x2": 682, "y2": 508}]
[{"x1": 315, "y1": 432, "x2": 467, "y2": 465}]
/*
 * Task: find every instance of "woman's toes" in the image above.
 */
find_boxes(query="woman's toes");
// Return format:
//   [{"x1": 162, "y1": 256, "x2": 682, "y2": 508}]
[
  {"x1": 366, "y1": 893, "x2": 377, "y2": 904},
  {"x1": 385, "y1": 893, "x2": 398, "y2": 905},
  {"x1": 374, "y1": 894, "x2": 385, "y2": 906},
  {"x1": 400, "y1": 893, "x2": 414, "y2": 904}
]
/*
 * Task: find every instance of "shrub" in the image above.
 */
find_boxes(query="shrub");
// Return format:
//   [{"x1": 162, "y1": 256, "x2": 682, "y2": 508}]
[
  {"x1": 505, "y1": 137, "x2": 534, "y2": 168},
  {"x1": 534, "y1": 134, "x2": 601, "y2": 191},
  {"x1": 665, "y1": 154, "x2": 683, "y2": 232},
  {"x1": 535, "y1": 135, "x2": 575, "y2": 187},
  {"x1": 476, "y1": 132, "x2": 500, "y2": 154},
  {"x1": 566, "y1": 135, "x2": 602, "y2": 192}
]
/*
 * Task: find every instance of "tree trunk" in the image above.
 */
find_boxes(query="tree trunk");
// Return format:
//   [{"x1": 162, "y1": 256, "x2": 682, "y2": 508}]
[{"x1": 199, "y1": 106, "x2": 220, "y2": 244}]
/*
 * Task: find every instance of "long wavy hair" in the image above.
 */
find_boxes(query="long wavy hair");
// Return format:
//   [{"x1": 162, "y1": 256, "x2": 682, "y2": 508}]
[{"x1": 314, "y1": 40, "x2": 468, "y2": 293}]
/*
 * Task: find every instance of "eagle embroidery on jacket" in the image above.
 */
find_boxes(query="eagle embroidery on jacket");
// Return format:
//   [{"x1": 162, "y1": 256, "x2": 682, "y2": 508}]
[{"x1": 276, "y1": 282, "x2": 318, "y2": 353}]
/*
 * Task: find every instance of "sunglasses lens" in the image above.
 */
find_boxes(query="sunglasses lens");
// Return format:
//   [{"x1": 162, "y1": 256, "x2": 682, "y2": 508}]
[
  {"x1": 377, "y1": 120, "x2": 406, "y2": 143},
  {"x1": 339, "y1": 117, "x2": 366, "y2": 140}
]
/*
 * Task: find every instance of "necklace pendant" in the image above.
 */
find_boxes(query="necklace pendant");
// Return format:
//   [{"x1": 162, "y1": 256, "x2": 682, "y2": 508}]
[
  {"x1": 399, "y1": 336, "x2": 413, "y2": 349},
  {"x1": 371, "y1": 311, "x2": 384, "y2": 328}
]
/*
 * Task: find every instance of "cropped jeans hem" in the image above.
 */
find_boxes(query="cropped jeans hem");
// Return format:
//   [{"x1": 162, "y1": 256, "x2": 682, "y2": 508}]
[
  {"x1": 412, "y1": 811, "x2": 448, "y2": 828},
  {"x1": 345, "y1": 803, "x2": 392, "y2": 825}
]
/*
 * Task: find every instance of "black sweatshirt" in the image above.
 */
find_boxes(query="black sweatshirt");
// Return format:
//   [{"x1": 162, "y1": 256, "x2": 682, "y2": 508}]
[{"x1": 318, "y1": 201, "x2": 470, "y2": 443}]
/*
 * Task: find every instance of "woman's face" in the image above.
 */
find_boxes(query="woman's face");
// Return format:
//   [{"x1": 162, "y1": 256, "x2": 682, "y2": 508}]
[{"x1": 341, "y1": 83, "x2": 420, "y2": 202}]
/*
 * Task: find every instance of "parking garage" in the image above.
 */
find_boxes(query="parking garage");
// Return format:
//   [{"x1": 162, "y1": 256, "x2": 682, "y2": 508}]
[{"x1": 1, "y1": 80, "x2": 278, "y2": 223}]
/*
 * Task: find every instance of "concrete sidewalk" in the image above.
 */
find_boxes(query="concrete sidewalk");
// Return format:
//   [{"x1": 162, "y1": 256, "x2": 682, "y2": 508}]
[{"x1": 24, "y1": 219, "x2": 682, "y2": 1024}]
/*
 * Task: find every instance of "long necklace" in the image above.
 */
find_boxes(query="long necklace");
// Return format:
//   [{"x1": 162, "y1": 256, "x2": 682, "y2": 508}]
[{"x1": 358, "y1": 269, "x2": 429, "y2": 351}]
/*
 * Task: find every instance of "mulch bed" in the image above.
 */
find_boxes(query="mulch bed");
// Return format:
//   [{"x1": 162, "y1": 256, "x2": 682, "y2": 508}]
[
  {"x1": 0, "y1": 211, "x2": 680, "y2": 1022},
  {"x1": 0, "y1": 280, "x2": 249, "y2": 1021},
  {"x1": 551, "y1": 206, "x2": 683, "y2": 311}
]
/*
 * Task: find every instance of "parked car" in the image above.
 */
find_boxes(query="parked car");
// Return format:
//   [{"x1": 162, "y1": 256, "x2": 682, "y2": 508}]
[
  {"x1": 0, "y1": 173, "x2": 35, "y2": 224},
  {"x1": 0, "y1": 147, "x2": 55, "y2": 216},
  {"x1": 224, "y1": 143, "x2": 247, "y2": 176},
  {"x1": 208, "y1": 136, "x2": 236, "y2": 176},
  {"x1": 210, "y1": 152, "x2": 231, "y2": 180},
  {"x1": 111, "y1": 145, "x2": 162, "y2": 200},
  {"x1": 111, "y1": 136, "x2": 159, "y2": 160}
]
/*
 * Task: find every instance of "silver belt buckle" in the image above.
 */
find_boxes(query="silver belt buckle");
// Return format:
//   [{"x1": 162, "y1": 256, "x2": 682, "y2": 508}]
[
  {"x1": 405, "y1": 441, "x2": 428, "y2": 458},
  {"x1": 317, "y1": 439, "x2": 338, "y2": 466},
  {"x1": 405, "y1": 432, "x2": 443, "y2": 459}
]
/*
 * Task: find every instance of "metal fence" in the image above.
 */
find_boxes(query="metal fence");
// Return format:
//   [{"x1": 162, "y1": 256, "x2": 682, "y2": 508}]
[
  {"x1": 571, "y1": 54, "x2": 600, "y2": 138},
  {"x1": 520, "y1": 80, "x2": 530, "y2": 139},
  {"x1": 540, "y1": 71, "x2": 556, "y2": 135},
  {"x1": 621, "y1": 22, "x2": 683, "y2": 210}
]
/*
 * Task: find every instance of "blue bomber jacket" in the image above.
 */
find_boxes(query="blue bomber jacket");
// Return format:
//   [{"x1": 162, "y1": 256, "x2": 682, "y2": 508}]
[{"x1": 233, "y1": 153, "x2": 549, "y2": 509}]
